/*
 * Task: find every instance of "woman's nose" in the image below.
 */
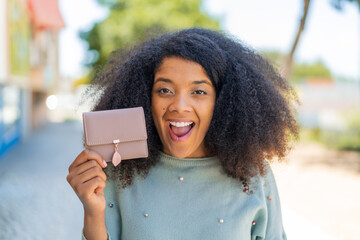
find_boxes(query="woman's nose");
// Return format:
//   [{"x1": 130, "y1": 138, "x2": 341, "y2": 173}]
[{"x1": 168, "y1": 92, "x2": 191, "y2": 113}]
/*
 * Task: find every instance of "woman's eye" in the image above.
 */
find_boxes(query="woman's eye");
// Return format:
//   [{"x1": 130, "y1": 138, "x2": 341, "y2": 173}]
[
  {"x1": 193, "y1": 90, "x2": 207, "y2": 95},
  {"x1": 157, "y1": 88, "x2": 172, "y2": 94}
]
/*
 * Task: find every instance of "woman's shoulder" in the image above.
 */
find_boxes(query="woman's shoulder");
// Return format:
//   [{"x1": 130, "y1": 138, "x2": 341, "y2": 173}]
[{"x1": 245, "y1": 161, "x2": 280, "y2": 196}]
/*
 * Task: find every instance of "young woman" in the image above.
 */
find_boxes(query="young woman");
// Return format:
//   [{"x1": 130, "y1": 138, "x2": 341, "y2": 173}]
[{"x1": 67, "y1": 28, "x2": 298, "y2": 240}]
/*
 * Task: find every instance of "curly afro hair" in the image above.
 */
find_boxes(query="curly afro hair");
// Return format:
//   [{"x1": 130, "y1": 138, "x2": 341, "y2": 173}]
[{"x1": 90, "y1": 27, "x2": 298, "y2": 188}]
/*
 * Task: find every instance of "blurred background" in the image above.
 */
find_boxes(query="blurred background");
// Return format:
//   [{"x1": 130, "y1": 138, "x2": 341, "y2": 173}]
[{"x1": 0, "y1": 0, "x2": 359, "y2": 239}]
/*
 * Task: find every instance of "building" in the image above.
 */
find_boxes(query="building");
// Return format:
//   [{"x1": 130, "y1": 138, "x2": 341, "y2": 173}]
[
  {"x1": 0, "y1": 0, "x2": 64, "y2": 158},
  {"x1": 297, "y1": 78, "x2": 360, "y2": 130}
]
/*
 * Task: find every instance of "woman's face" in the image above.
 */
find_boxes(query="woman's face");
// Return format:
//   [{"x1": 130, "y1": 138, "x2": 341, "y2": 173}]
[{"x1": 152, "y1": 57, "x2": 216, "y2": 158}]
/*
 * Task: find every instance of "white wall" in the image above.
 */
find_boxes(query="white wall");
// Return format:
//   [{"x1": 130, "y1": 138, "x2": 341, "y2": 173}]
[{"x1": 0, "y1": 0, "x2": 7, "y2": 83}]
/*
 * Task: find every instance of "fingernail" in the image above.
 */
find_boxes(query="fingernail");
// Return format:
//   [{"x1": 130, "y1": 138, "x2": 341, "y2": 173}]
[{"x1": 102, "y1": 160, "x2": 107, "y2": 167}]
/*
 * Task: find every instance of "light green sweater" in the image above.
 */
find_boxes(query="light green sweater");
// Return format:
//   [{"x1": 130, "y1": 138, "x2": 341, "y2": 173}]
[{"x1": 83, "y1": 152, "x2": 286, "y2": 240}]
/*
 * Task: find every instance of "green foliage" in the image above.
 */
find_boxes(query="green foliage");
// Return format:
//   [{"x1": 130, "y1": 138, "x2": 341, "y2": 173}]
[
  {"x1": 261, "y1": 50, "x2": 333, "y2": 82},
  {"x1": 300, "y1": 111, "x2": 360, "y2": 152},
  {"x1": 261, "y1": 50, "x2": 285, "y2": 69},
  {"x1": 291, "y1": 61, "x2": 332, "y2": 82},
  {"x1": 330, "y1": 0, "x2": 360, "y2": 11},
  {"x1": 81, "y1": 0, "x2": 220, "y2": 72},
  {"x1": 73, "y1": 75, "x2": 91, "y2": 88},
  {"x1": 323, "y1": 131, "x2": 360, "y2": 151}
]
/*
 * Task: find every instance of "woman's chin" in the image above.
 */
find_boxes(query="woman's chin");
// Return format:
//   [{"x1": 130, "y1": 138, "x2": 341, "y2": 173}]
[
  {"x1": 162, "y1": 148, "x2": 189, "y2": 159},
  {"x1": 162, "y1": 145, "x2": 208, "y2": 159}
]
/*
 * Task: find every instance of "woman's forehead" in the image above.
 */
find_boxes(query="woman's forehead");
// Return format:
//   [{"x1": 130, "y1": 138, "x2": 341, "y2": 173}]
[{"x1": 154, "y1": 57, "x2": 210, "y2": 82}]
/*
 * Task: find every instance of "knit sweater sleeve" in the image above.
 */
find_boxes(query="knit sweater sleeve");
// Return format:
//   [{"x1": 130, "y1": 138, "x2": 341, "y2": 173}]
[
  {"x1": 263, "y1": 163, "x2": 287, "y2": 240},
  {"x1": 249, "y1": 162, "x2": 287, "y2": 240},
  {"x1": 81, "y1": 232, "x2": 112, "y2": 240}
]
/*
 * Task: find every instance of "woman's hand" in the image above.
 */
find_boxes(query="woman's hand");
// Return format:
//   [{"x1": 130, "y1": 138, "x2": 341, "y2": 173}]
[
  {"x1": 67, "y1": 149, "x2": 108, "y2": 240},
  {"x1": 67, "y1": 149, "x2": 108, "y2": 216}
]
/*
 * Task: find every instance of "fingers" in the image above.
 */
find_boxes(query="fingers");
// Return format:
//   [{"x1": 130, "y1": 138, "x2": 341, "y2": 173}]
[
  {"x1": 67, "y1": 149, "x2": 108, "y2": 216},
  {"x1": 67, "y1": 160, "x2": 107, "y2": 191},
  {"x1": 67, "y1": 149, "x2": 108, "y2": 195},
  {"x1": 70, "y1": 164, "x2": 107, "y2": 187},
  {"x1": 72, "y1": 160, "x2": 106, "y2": 178},
  {"x1": 69, "y1": 149, "x2": 107, "y2": 173},
  {"x1": 67, "y1": 164, "x2": 107, "y2": 205},
  {"x1": 87, "y1": 177, "x2": 107, "y2": 194},
  {"x1": 75, "y1": 176, "x2": 106, "y2": 199}
]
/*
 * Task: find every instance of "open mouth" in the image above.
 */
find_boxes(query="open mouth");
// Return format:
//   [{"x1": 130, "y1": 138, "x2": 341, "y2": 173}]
[{"x1": 168, "y1": 121, "x2": 195, "y2": 142}]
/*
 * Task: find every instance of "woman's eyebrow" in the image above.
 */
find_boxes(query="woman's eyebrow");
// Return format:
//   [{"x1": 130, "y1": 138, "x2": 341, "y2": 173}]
[
  {"x1": 154, "y1": 78, "x2": 212, "y2": 85},
  {"x1": 192, "y1": 80, "x2": 212, "y2": 86},
  {"x1": 154, "y1": 78, "x2": 172, "y2": 84}
]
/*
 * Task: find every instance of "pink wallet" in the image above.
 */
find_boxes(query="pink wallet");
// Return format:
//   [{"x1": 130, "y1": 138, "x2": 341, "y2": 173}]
[{"x1": 82, "y1": 107, "x2": 148, "y2": 167}]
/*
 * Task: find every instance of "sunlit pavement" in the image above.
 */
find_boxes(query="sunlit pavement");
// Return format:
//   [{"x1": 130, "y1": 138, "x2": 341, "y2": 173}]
[
  {"x1": 273, "y1": 144, "x2": 360, "y2": 240},
  {"x1": 0, "y1": 121, "x2": 359, "y2": 240},
  {"x1": 0, "y1": 121, "x2": 84, "y2": 239}
]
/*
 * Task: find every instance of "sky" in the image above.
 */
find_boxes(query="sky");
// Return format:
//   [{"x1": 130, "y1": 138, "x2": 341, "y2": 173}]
[{"x1": 58, "y1": 0, "x2": 359, "y2": 80}]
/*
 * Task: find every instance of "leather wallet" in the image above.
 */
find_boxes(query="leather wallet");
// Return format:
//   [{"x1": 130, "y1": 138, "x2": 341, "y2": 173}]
[{"x1": 82, "y1": 107, "x2": 148, "y2": 167}]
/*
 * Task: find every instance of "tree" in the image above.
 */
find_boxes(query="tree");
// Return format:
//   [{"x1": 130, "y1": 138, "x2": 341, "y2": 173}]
[
  {"x1": 262, "y1": 50, "x2": 332, "y2": 82},
  {"x1": 80, "y1": 0, "x2": 220, "y2": 75},
  {"x1": 283, "y1": 0, "x2": 360, "y2": 80},
  {"x1": 283, "y1": 0, "x2": 310, "y2": 80},
  {"x1": 330, "y1": 0, "x2": 360, "y2": 10},
  {"x1": 291, "y1": 61, "x2": 332, "y2": 82}
]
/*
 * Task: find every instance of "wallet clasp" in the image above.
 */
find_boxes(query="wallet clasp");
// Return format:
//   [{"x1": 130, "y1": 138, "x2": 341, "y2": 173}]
[{"x1": 112, "y1": 139, "x2": 121, "y2": 166}]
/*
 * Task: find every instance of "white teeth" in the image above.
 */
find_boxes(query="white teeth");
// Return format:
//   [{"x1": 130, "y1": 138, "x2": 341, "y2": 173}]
[{"x1": 170, "y1": 121, "x2": 193, "y2": 127}]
